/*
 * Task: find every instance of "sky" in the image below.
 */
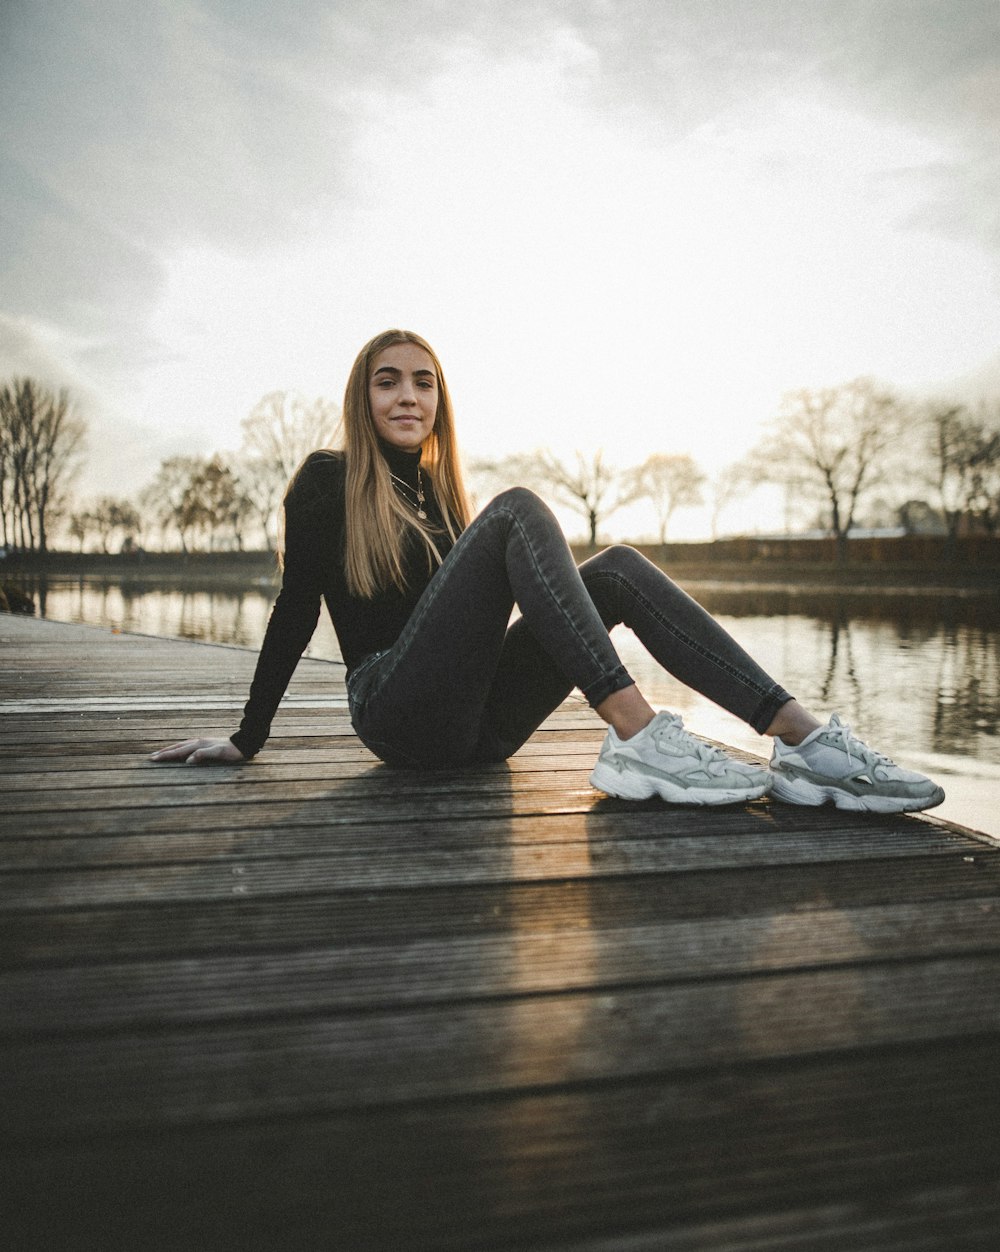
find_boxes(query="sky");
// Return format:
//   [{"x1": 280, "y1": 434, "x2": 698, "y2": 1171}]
[{"x1": 2, "y1": 0, "x2": 1000, "y2": 538}]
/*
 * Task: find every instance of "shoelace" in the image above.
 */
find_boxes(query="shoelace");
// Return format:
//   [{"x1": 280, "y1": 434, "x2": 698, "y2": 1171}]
[
  {"x1": 653, "y1": 714, "x2": 732, "y2": 775},
  {"x1": 831, "y1": 718, "x2": 895, "y2": 770}
]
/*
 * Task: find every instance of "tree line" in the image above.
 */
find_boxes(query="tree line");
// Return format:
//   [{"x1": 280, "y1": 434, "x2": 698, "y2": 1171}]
[
  {"x1": 475, "y1": 378, "x2": 1000, "y2": 551},
  {"x1": 1, "y1": 387, "x2": 339, "y2": 554},
  {"x1": 0, "y1": 379, "x2": 86, "y2": 552},
  {"x1": 745, "y1": 378, "x2": 1000, "y2": 557},
  {"x1": 2, "y1": 373, "x2": 998, "y2": 555}
]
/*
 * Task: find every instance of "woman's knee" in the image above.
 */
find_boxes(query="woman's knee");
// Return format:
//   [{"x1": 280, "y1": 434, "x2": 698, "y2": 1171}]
[
  {"x1": 486, "y1": 485, "x2": 553, "y2": 523},
  {"x1": 580, "y1": 545, "x2": 665, "y2": 626},
  {"x1": 581, "y1": 543, "x2": 647, "y2": 579}
]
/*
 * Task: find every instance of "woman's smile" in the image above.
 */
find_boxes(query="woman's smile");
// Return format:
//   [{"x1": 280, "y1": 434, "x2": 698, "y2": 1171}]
[{"x1": 368, "y1": 342, "x2": 438, "y2": 450}]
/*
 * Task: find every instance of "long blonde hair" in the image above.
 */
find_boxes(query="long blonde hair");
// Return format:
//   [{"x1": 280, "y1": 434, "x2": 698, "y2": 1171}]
[{"x1": 333, "y1": 329, "x2": 471, "y2": 598}]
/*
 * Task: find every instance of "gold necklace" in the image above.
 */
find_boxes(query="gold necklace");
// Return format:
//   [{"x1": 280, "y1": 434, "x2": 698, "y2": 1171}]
[{"x1": 389, "y1": 467, "x2": 427, "y2": 519}]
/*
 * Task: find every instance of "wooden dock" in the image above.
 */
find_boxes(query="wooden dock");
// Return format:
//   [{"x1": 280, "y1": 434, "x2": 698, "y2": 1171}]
[{"x1": 3, "y1": 613, "x2": 1000, "y2": 1250}]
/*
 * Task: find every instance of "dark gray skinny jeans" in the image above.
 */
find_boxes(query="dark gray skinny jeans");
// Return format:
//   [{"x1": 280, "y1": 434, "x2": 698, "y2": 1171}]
[{"x1": 347, "y1": 487, "x2": 792, "y2": 767}]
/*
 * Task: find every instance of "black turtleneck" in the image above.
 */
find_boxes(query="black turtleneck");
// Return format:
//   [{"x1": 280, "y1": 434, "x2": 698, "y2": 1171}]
[{"x1": 230, "y1": 443, "x2": 457, "y2": 758}]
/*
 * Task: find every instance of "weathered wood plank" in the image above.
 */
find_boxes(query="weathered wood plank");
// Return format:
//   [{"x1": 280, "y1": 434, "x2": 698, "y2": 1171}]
[
  {"x1": 7, "y1": 955, "x2": 1000, "y2": 1134},
  {"x1": 4, "y1": 857, "x2": 995, "y2": 970},
  {"x1": 4, "y1": 1044, "x2": 999, "y2": 1251},
  {"x1": 0, "y1": 807, "x2": 976, "y2": 870},
  {"x1": 3, "y1": 829, "x2": 984, "y2": 910},
  {"x1": 3, "y1": 613, "x2": 999, "y2": 1250},
  {"x1": 2, "y1": 754, "x2": 608, "y2": 794},
  {"x1": 0, "y1": 739, "x2": 601, "y2": 775},
  {"x1": 5, "y1": 897, "x2": 1000, "y2": 1036}
]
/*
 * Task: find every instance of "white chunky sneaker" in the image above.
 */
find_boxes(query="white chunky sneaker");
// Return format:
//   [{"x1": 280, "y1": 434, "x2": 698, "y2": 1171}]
[
  {"x1": 589, "y1": 710, "x2": 772, "y2": 805},
  {"x1": 769, "y1": 713, "x2": 945, "y2": 814}
]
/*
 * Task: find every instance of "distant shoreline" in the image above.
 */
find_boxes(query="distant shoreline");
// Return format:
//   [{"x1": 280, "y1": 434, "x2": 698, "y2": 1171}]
[{"x1": 4, "y1": 534, "x2": 998, "y2": 593}]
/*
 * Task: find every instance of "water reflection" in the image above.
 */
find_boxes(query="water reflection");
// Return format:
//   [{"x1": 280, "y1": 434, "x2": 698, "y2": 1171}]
[
  {"x1": 612, "y1": 586, "x2": 1000, "y2": 840},
  {"x1": 20, "y1": 573, "x2": 1000, "y2": 838},
  {"x1": 931, "y1": 623, "x2": 999, "y2": 751},
  {"x1": 615, "y1": 587, "x2": 1000, "y2": 768},
  {"x1": 26, "y1": 573, "x2": 340, "y2": 661},
  {"x1": 31, "y1": 577, "x2": 268, "y2": 648}
]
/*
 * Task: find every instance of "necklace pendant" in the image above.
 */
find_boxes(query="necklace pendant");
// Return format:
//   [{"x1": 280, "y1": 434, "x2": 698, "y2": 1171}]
[{"x1": 388, "y1": 466, "x2": 428, "y2": 519}]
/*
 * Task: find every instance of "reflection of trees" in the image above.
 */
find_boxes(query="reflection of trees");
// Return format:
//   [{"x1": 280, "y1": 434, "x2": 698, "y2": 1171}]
[
  {"x1": 33, "y1": 578, "x2": 277, "y2": 651},
  {"x1": 172, "y1": 589, "x2": 264, "y2": 646},
  {"x1": 931, "y1": 625, "x2": 999, "y2": 756},
  {"x1": 619, "y1": 589, "x2": 1000, "y2": 774},
  {"x1": 816, "y1": 616, "x2": 864, "y2": 716}
]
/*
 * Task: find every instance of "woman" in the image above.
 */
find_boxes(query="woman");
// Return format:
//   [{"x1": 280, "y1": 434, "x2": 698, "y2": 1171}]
[{"x1": 152, "y1": 329, "x2": 944, "y2": 814}]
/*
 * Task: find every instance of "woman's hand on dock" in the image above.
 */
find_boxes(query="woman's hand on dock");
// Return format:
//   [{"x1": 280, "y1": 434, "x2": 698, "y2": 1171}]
[{"x1": 149, "y1": 738, "x2": 247, "y2": 765}]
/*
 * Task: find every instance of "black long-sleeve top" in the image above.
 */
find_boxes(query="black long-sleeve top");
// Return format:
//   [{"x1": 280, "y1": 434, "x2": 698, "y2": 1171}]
[{"x1": 230, "y1": 443, "x2": 455, "y2": 758}]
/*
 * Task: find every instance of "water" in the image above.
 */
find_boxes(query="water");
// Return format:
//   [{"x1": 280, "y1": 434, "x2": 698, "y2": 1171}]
[
  {"x1": 20, "y1": 574, "x2": 1000, "y2": 841},
  {"x1": 614, "y1": 594, "x2": 999, "y2": 841}
]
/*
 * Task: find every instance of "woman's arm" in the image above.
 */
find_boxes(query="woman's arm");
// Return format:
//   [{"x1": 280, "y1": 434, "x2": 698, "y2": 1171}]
[
  {"x1": 226, "y1": 562, "x2": 322, "y2": 758},
  {"x1": 150, "y1": 456, "x2": 332, "y2": 764}
]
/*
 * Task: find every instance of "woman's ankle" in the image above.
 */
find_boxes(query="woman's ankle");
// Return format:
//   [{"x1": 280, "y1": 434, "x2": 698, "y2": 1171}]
[
  {"x1": 596, "y1": 686, "x2": 656, "y2": 741},
  {"x1": 766, "y1": 699, "x2": 822, "y2": 745}
]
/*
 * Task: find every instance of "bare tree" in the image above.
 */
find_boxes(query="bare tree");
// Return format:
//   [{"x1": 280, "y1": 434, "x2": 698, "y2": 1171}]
[
  {"x1": 709, "y1": 463, "x2": 751, "y2": 540},
  {"x1": 967, "y1": 402, "x2": 1000, "y2": 535},
  {"x1": 220, "y1": 475, "x2": 256, "y2": 552},
  {"x1": 68, "y1": 510, "x2": 93, "y2": 553},
  {"x1": 235, "y1": 456, "x2": 284, "y2": 551},
  {"x1": 181, "y1": 456, "x2": 253, "y2": 551},
  {"x1": 140, "y1": 456, "x2": 204, "y2": 551},
  {"x1": 471, "y1": 449, "x2": 636, "y2": 546},
  {"x1": 239, "y1": 391, "x2": 340, "y2": 548},
  {"x1": 83, "y1": 497, "x2": 142, "y2": 553},
  {"x1": 748, "y1": 378, "x2": 906, "y2": 558},
  {"x1": 29, "y1": 386, "x2": 86, "y2": 552},
  {"x1": 926, "y1": 403, "x2": 976, "y2": 538},
  {"x1": 926, "y1": 400, "x2": 1000, "y2": 537},
  {"x1": 0, "y1": 378, "x2": 86, "y2": 551},
  {"x1": 0, "y1": 387, "x2": 25, "y2": 547},
  {"x1": 625, "y1": 453, "x2": 705, "y2": 543}
]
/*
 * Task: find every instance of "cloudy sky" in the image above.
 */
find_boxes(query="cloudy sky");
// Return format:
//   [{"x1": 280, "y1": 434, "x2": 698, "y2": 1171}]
[{"x1": 2, "y1": 0, "x2": 999, "y2": 534}]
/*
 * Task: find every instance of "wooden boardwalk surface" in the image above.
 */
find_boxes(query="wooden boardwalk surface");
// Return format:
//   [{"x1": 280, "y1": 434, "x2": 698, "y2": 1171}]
[{"x1": 2, "y1": 613, "x2": 1000, "y2": 1250}]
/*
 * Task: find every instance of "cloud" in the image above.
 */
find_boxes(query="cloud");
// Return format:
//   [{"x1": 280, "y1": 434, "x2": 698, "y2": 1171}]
[
  {"x1": 0, "y1": 313, "x2": 98, "y2": 391},
  {"x1": 1, "y1": 0, "x2": 998, "y2": 516},
  {"x1": 0, "y1": 1, "x2": 359, "y2": 253},
  {"x1": 555, "y1": 0, "x2": 1000, "y2": 248},
  {"x1": 0, "y1": 0, "x2": 513, "y2": 346},
  {"x1": 0, "y1": 311, "x2": 204, "y2": 496},
  {"x1": 1, "y1": 159, "x2": 163, "y2": 340},
  {"x1": 4, "y1": 0, "x2": 997, "y2": 319}
]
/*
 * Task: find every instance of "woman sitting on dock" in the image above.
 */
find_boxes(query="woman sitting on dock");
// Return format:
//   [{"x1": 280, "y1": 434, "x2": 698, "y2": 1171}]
[{"x1": 152, "y1": 328, "x2": 944, "y2": 814}]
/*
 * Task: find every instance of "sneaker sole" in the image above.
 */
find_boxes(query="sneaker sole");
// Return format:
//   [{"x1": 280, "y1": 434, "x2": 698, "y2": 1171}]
[
  {"x1": 770, "y1": 770, "x2": 945, "y2": 814},
  {"x1": 590, "y1": 760, "x2": 771, "y2": 806}
]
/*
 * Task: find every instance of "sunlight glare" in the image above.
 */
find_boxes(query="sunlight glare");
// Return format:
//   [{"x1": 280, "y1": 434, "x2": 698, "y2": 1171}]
[{"x1": 139, "y1": 34, "x2": 1000, "y2": 538}]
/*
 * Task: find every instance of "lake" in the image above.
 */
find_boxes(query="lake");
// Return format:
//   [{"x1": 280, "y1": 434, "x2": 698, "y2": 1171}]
[{"x1": 20, "y1": 573, "x2": 1000, "y2": 841}]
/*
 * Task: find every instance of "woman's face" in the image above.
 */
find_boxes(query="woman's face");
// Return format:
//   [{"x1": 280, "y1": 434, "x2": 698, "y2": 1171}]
[{"x1": 368, "y1": 342, "x2": 438, "y2": 451}]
